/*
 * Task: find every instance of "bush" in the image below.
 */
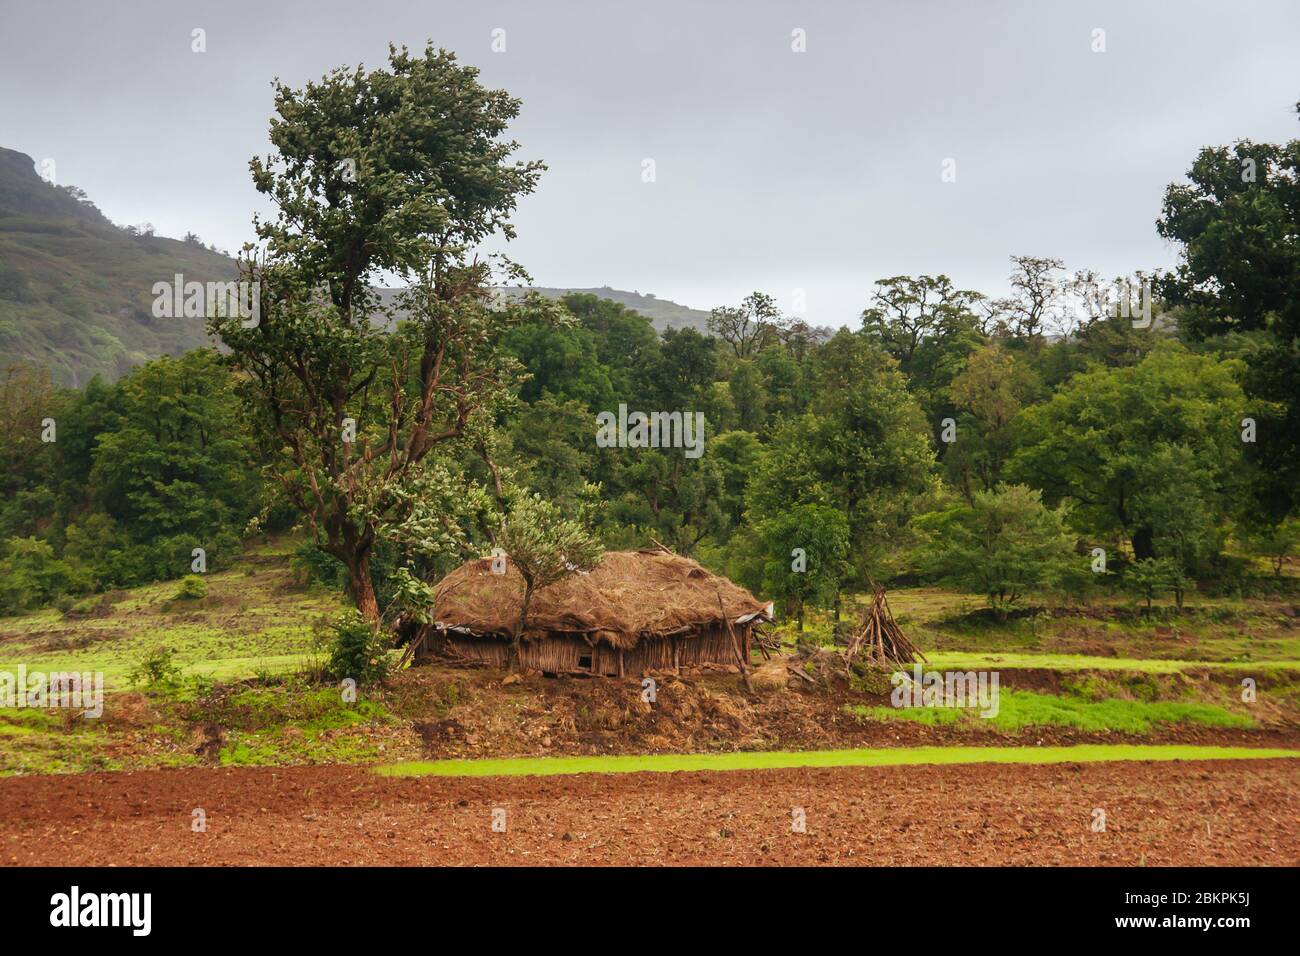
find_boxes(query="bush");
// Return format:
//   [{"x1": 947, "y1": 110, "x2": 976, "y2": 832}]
[
  {"x1": 1125, "y1": 557, "x2": 1187, "y2": 610},
  {"x1": 174, "y1": 574, "x2": 207, "y2": 600},
  {"x1": 318, "y1": 610, "x2": 390, "y2": 685},
  {"x1": 130, "y1": 646, "x2": 184, "y2": 688},
  {"x1": 0, "y1": 536, "x2": 93, "y2": 616}
]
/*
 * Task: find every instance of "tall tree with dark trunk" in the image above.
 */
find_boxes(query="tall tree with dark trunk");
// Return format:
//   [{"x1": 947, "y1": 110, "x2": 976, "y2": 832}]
[
  {"x1": 1156, "y1": 104, "x2": 1300, "y2": 523},
  {"x1": 211, "y1": 43, "x2": 553, "y2": 626}
]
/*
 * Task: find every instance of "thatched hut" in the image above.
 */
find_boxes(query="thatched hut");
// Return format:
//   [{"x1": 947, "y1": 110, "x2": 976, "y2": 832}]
[{"x1": 410, "y1": 549, "x2": 773, "y2": 676}]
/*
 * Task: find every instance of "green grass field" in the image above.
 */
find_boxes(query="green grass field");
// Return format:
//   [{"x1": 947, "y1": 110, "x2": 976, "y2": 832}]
[
  {"x1": 378, "y1": 744, "x2": 1300, "y2": 779},
  {"x1": 844, "y1": 690, "x2": 1255, "y2": 733},
  {"x1": 923, "y1": 651, "x2": 1300, "y2": 673},
  {"x1": 0, "y1": 547, "x2": 343, "y2": 688}
]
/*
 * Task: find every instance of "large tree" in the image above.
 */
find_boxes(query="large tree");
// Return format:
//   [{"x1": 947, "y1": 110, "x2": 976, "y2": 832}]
[
  {"x1": 860, "y1": 274, "x2": 985, "y2": 447},
  {"x1": 1156, "y1": 105, "x2": 1300, "y2": 521},
  {"x1": 1007, "y1": 343, "x2": 1246, "y2": 561},
  {"x1": 707, "y1": 291, "x2": 782, "y2": 359},
  {"x1": 212, "y1": 44, "x2": 554, "y2": 625},
  {"x1": 914, "y1": 484, "x2": 1075, "y2": 621},
  {"x1": 747, "y1": 330, "x2": 936, "y2": 580}
]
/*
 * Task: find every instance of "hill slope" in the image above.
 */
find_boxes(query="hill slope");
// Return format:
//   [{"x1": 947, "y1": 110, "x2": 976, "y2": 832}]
[
  {"x1": 509, "y1": 286, "x2": 711, "y2": 333},
  {"x1": 0, "y1": 144, "x2": 709, "y2": 385},
  {"x1": 0, "y1": 147, "x2": 238, "y2": 385}
]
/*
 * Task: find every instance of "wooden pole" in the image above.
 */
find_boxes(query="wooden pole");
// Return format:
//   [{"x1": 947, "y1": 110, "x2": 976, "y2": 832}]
[{"x1": 717, "y1": 591, "x2": 754, "y2": 692}]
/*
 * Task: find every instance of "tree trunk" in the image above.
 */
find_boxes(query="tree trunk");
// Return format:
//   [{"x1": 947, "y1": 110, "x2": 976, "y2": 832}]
[
  {"x1": 512, "y1": 585, "x2": 533, "y2": 671},
  {"x1": 346, "y1": 552, "x2": 380, "y2": 628},
  {"x1": 1131, "y1": 525, "x2": 1156, "y2": 562}
]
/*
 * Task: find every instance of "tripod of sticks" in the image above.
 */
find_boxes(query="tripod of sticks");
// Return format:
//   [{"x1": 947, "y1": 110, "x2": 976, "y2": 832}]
[{"x1": 843, "y1": 586, "x2": 927, "y2": 668}]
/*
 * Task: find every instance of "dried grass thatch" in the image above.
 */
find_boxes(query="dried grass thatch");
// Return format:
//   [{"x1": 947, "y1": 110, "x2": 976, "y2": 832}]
[{"x1": 430, "y1": 549, "x2": 772, "y2": 650}]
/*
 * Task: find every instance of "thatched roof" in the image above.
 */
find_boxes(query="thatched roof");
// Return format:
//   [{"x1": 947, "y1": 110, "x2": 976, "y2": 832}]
[{"x1": 429, "y1": 549, "x2": 772, "y2": 650}]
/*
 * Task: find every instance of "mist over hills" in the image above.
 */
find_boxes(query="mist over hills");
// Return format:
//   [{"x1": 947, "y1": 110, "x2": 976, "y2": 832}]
[{"x1": 0, "y1": 147, "x2": 710, "y2": 386}]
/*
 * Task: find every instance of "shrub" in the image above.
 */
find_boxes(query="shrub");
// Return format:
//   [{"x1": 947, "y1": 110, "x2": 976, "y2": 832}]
[
  {"x1": 1125, "y1": 557, "x2": 1185, "y2": 610},
  {"x1": 130, "y1": 646, "x2": 184, "y2": 688},
  {"x1": 174, "y1": 574, "x2": 207, "y2": 600},
  {"x1": 318, "y1": 610, "x2": 390, "y2": 685}
]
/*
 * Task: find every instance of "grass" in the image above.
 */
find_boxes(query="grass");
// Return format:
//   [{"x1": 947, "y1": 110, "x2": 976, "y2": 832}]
[
  {"x1": 914, "y1": 596, "x2": 1300, "y2": 665},
  {"x1": 0, "y1": 545, "x2": 343, "y2": 688},
  {"x1": 377, "y1": 744, "x2": 1300, "y2": 779},
  {"x1": 924, "y1": 651, "x2": 1300, "y2": 673},
  {"x1": 3, "y1": 547, "x2": 1297, "y2": 778},
  {"x1": 843, "y1": 690, "x2": 1255, "y2": 733}
]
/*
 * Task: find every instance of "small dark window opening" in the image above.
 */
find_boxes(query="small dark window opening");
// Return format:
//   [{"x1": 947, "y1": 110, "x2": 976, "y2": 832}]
[{"x1": 578, "y1": 654, "x2": 593, "y2": 670}]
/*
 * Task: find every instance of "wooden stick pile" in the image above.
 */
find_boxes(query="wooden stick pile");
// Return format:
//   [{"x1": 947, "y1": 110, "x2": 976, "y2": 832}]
[{"x1": 843, "y1": 587, "x2": 927, "y2": 667}]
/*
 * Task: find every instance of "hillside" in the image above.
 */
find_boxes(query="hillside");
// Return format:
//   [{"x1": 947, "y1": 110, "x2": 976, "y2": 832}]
[
  {"x1": 0, "y1": 145, "x2": 710, "y2": 386},
  {"x1": 382, "y1": 284, "x2": 713, "y2": 335},
  {"x1": 0, "y1": 147, "x2": 238, "y2": 385},
  {"x1": 500, "y1": 286, "x2": 711, "y2": 333}
]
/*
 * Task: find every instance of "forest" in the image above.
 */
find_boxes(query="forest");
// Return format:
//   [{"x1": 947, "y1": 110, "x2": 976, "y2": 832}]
[{"x1": 1, "y1": 47, "x2": 1297, "y2": 645}]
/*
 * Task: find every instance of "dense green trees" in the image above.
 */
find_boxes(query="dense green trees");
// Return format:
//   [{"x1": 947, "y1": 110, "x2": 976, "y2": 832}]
[
  {"x1": 0, "y1": 352, "x2": 261, "y2": 612},
  {"x1": 1157, "y1": 102, "x2": 1300, "y2": 523},
  {"x1": 1007, "y1": 344, "x2": 1246, "y2": 564},
  {"x1": 3, "y1": 68, "x2": 1297, "y2": 631},
  {"x1": 745, "y1": 332, "x2": 935, "y2": 577},
  {"x1": 914, "y1": 485, "x2": 1075, "y2": 620}
]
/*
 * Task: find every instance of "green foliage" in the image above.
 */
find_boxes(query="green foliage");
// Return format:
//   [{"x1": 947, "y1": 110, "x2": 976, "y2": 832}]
[
  {"x1": 1124, "y1": 557, "x2": 1188, "y2": 610},
  {"x1": 944, "y1": 344, "x2": 1039, "y2": 496},
  {"x1": 497, "y1": 489, "x2": 604, "y2": 640},
  {"x1": 914, "y1": 484, "x2": 1075, "y2": 619},
  {"x1": 89, "y1": 350, "x2": 257, "y2": 544},
  {"x1": 861, "y1": 273, "x2": 985, "y2": 441},
  {"x1": 319, "y1": 610, "x2": 391, "y2": 685},
  {"x1": 747, "y1": 331, "x2": 935, "y2": 580},
  {"x1": 1008, "y1": 343, "x2": 1246, "y2": 562},
  {"x1": 0, "y1": 536, "x2": 91, "y2": 615},
  {"x1": 2, "y1": 69, "x2": 1296, "y2": 626},
  {"x1": 1241, "y1": 516, "x2": 1300, "y2": 576},
  {"x1": 755, "y1": 504, "x2": 849, "y2": 629},
  {"x1": 174, "y1": 574, "x2": 207, "y2": 601},
  {"x1": 215, "y1": 43, "x2": 556, "y2": 624},
  {"x1": 130, "y1": 646, "x2": 184, "y2": 688},
  {"x1": 1157, "y1": 109, "x2": 1300, "y2": 520}
]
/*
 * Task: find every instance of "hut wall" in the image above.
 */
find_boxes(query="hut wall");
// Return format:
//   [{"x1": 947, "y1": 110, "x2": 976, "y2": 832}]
[{"x1": 418, "y1": 623, "x2": 751, "y2": 676}]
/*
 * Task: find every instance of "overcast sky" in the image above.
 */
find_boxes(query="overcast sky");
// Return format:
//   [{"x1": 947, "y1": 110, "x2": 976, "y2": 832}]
[{"x1": 3, "y1": 0, "x2": 1298, "y2": 326}]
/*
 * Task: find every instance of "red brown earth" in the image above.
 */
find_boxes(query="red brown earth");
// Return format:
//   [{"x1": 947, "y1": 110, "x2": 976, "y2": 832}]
[{"x1": 1, "y1": 758, "x2": 1296, "y2": 866}]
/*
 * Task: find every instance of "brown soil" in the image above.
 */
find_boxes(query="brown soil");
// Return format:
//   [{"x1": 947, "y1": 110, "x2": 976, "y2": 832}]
[
  {"x1": 382, "y1": 666, "x2": 1300, "y2": 761},
  {"x1": 1, "y1": 758, "x2": 1295, "y2": 866}
]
